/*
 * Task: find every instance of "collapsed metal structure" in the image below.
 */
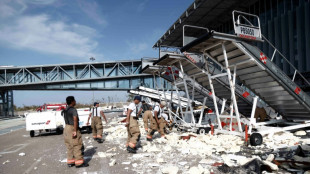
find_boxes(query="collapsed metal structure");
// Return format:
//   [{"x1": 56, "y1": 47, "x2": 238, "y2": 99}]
[{"x1": 135, "y1": 10, "x2": 310, "y2": 145}]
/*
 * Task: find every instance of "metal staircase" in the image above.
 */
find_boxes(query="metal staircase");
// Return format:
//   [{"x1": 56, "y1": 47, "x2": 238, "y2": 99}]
[
  {"x1": 153, "y1": 55, "x2": 217, "y2": 109},
  {"x1": 155, "y1": 53, "x2": 266, "y2": 118},
  {"x1": 181, "y1": 12, "x2": 310, "y2": 122}
]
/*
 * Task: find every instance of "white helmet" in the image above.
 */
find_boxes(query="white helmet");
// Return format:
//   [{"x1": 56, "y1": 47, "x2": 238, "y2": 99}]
[{"x1": 160, "y1": 101, "x2": 166, "y2": 106}]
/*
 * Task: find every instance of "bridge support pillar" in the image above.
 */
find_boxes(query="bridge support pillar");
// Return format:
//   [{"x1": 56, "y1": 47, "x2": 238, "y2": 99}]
[{"x1": 0, "y1": 90, "x2": 14, "y2": 117}]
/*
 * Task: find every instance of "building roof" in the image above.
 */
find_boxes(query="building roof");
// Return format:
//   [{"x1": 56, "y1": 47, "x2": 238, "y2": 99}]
[{"x1": 153, "y1": 0, "x2": 259, "y2": 48}]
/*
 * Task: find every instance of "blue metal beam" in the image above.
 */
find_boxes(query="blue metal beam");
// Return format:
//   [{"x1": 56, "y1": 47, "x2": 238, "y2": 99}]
[{"x1": 0, "y1": 59, "x2": 157, "y2": 90}]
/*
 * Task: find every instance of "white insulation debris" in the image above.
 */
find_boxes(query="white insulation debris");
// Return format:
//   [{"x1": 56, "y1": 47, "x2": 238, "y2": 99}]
[{"x1": 101, "y1": 117, "x2": 310, "y2": 173}]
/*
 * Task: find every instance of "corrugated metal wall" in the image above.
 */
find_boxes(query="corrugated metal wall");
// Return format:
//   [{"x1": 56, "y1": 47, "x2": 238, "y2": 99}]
[{"x1": 258, "y1": 0, "x2": 310, "y2": 75}]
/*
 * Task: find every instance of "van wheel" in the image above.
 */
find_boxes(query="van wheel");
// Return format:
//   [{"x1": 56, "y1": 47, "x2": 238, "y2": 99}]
[
  {"x1": 30, "y1": 130, "x2": 35, "y2": 137},
  {"x1": 56, "y1": 128, "x2": 63, "y2": 135},
  {"x1": 197, "y1": 127, "x2": 211, "y2": 134}
]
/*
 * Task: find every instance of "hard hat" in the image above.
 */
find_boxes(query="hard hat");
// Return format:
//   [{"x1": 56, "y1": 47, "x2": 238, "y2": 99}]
[{"x1": 160, "y1": 101, "x2": 166, "y2": 106}]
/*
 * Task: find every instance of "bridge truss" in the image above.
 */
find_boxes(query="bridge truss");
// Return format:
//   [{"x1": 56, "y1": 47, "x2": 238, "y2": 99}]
[{"x1": 0, "y1": 59, "x2": 170, "y2": 116}]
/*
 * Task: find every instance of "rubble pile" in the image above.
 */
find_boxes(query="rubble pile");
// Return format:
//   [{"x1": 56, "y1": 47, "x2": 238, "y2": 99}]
[
  {"x1": 101, "y1": 118, "x2": 310, "y2": 173},
  {"x1": 263, "y1": 131, "x2": 310, "y2": 149}
]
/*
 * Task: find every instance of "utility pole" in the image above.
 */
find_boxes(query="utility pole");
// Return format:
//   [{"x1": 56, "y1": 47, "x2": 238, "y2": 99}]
[{"x1": 90, "y1": 57, "x2": 95, "y2": 104}]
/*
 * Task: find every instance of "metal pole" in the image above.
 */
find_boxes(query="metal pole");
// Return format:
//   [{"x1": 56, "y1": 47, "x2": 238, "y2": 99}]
[
  {"x1": 222, "y1": 43, "x2": 242, "y2": 132},
  {"x1": 198, "y1": 97, "x2": 207, "y2": 125},
  {"x1": 179, "y1": 61, "x2": 195, "y2": 125},
  {"x1": 153, "y1": 74, "x2": 162, "y2": 101},
  {"x1": 249, "y1": 97, "x2": 258, "y2": 134},
  {"x1": 292, "y1": 70, "x2": 297, "y2": 81},
  {"x1": 22, "y1": 68, "x2": 25, "y2": 83},
  {"x1": 207, "y1": 73, "x2": 222, "y2": 130},
  {"x1": 220, "y1": 99, "x2": 227, "y2": 114},
  {"x1": 4, "y1": 69, "x2": 6, "y2": 84}
]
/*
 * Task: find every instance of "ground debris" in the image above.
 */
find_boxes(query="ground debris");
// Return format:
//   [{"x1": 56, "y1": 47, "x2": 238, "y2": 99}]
[
  {"x1": 218, "y1": 158, "x2": 274, "y2": 174},
  {"x1": 2, "y1": 160, "x2": 10, "y2": 164},
  {"x1": 97, "y1": 152, "x2": 116, "y2": 158},
  {"x1": 121, "y1": 161, "x2": 131, "y2": 165},
  {"x1": 18, "y1": 152, "x2": 25, "y2": 156},
  {"x1": 105, "y1": 117, "x2": 310, "y2": 174},
  {"x1": 161, "y1": 165, "x2": 179, "y2": 174},
  {"x1": 178, "y1": 161, "x2": 187, "y2": 166},
  {"x1": 294, "y1": 130, "x2": 307, "y2": 136},
  {"x1": 109, "y1": 159, "x2": 116, "y2": 166},
  {"x1": 156, "y1": 158, "x2": 165, "y2": 163},
  {"x1": 188, "y1": 166, "x2": 203, "y2": 174},
  {"x1": 266, "y1": 154, "x2": 274, "y2": 162}
]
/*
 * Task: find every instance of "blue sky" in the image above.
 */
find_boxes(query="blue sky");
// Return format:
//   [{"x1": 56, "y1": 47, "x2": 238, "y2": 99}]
[{"x1": 0, "y1": 0, "x2": 191, "y2": 106}]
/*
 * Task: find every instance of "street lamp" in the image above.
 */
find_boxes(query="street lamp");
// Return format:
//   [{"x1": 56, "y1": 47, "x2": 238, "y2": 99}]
[{"x1": 89, "y1": 57, "x2": 95, "y2": 62}]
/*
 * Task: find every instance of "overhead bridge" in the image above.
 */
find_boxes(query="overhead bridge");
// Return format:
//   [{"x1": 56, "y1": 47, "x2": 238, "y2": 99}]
[
  {"x1": 0, "y1": 59, "x2": 160, "y2": 91},
  {"x1": 0, "y1": 58, "x2": 169, "y2": 117}
]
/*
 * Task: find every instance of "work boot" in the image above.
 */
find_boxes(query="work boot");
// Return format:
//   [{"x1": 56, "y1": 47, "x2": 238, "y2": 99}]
[
  {"x1": 127, "y1": 146, "x2": 136, "y2": 153},
  {"x1": 75, "y1": 163, "x2": 89, "y2": 168},
  {"x1": 137, "y1": 134, "x2": 141, "y2": 142},
  {"x1": 97, "y1": 138, "x2": 104, "y2": 143},
  {"x1": 67, "y1": 164, "x2": 75, "y2": 167}
]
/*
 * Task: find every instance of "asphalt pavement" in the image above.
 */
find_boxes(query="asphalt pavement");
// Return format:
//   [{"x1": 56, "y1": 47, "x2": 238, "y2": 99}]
[{"x1": 0, "y1": 113, "x2": 135, "y2": 174}]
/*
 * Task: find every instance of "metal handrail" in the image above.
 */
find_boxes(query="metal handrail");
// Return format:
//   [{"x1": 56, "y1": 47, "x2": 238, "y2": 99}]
[
  {"x1": 262, "y1": 35, "x2": 310, "y2": 86},
  {"x1": 232, "y1": 10, "x2": 310, "y2": 87},
  {"x1": 183, "y1": 25, "x2": 209, "y2": 46},
  {"x1": 232, "y1": 10, "x2": 262, "y2": 39}
]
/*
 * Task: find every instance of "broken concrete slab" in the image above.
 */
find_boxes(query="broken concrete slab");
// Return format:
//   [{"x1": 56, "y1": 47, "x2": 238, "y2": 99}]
[
  {"x1": 178, "y1": 161, "x2": 187, "y2": 166},
  {"x1": 148, "y1": 163, "x2": 160, "y2": 168},
  {"x1": 2, "y1": 160, "x2": 10, "y2": 164},
  {"x1": 121, "y1": 161, "x2": 131, "y2": 165},
  {"x1": 188, "y1": 166, "x2": 203, "y2": 174},
  {"x1": 294, "y1": 130, "x2": 307, "y2": 136},
  {"x1": 161, "y1": 165, "x2": 179, "y2": 174},
  {"x1": 109, "y1": 159, "x2": 116, "y2": 166},
  {"x1": 18, "y1": 152, "x2": 25, "y2": 156},
  {"x1": 97, "y1": 152, "x2": 116, "y2": 158},
  {"x1": 132, "y1": 163, "x2": 138, "y2": 168},
  {"x1": 156, "y1": 158, "x2": 165, "y2": 163},
  {"x1": 266, "y1": 154, "x2": 275, "y2": 162},
  {"x1": 262, "y1": 160, "x2": 278, "y2": 171}
]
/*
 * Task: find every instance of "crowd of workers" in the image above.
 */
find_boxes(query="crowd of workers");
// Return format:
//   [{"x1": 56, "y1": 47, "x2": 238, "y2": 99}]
[{"x1": 62, "y1": 95, "x2": 171, "y2": 168}]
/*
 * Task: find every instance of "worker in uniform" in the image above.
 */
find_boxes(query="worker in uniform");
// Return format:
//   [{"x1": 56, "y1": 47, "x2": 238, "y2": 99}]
[
  {"x1": 63, "y1": 96, "x2": 88, "y2": 168},
  {"x1": 254, "y1": 107, "x2": 267, "y2": 122},
  {"x1": 87, "y1": 102, "x2": 108, "y2": 143},
  {"x1": 125, "y1": 96, "x2": 141, "y2": 153},
  {"x1": 146, "y1": 101, "x2": 167, "y2": 141},
  {"x1": 161, "y1": 112, "x2": 171, "y2": 134},
  {"x1": 140, "y1": 101, "x2": 152, "y2": 131}
]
